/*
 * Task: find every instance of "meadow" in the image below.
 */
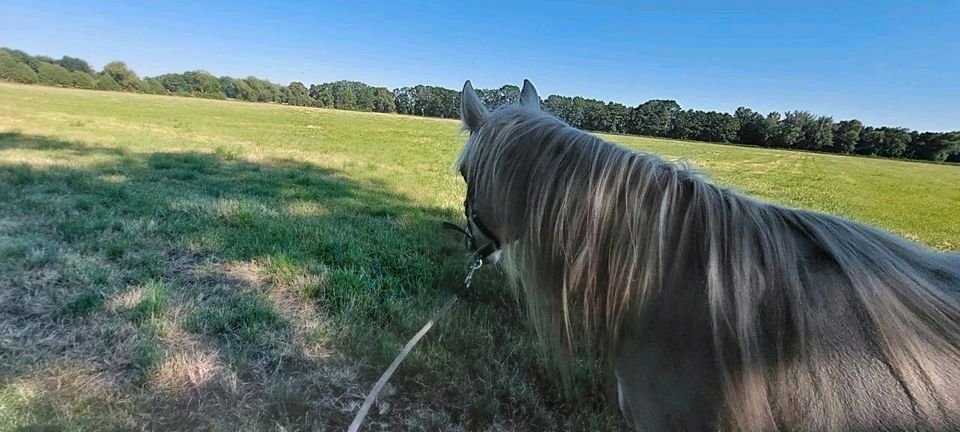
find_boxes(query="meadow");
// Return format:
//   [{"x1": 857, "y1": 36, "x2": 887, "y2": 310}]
[{"x1": 1, "y1": 82, "x2": 958, "y2": 431}]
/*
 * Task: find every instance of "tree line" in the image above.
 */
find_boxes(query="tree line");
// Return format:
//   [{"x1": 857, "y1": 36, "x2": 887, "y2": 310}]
[{"x1": 2, "y1": 47, "x2": 957, "y2": 162}]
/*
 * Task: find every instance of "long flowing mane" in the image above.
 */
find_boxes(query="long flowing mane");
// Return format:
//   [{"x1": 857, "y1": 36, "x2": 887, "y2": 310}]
[{"x1": 458, "y1": 102, "x2": 960, "y2": 429}]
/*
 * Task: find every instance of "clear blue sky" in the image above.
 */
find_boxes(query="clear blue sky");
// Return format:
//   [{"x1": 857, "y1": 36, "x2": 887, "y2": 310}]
[{"x1": 1, "y1": 1, "x2": 957, "y2": 131}]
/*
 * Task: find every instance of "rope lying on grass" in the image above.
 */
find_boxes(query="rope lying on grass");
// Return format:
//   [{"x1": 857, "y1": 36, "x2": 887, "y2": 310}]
[{"x1": 347, "y1": 258, "x2": 482, "y2": 432}]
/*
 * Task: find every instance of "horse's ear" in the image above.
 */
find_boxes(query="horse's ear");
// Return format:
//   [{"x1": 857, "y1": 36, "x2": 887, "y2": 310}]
[
  {"x1": 460, "y1": 80, "x2": 487, "y2": 131},
  {"x1": 520, "y1": 79, "x2": 540, "y2": 110}
]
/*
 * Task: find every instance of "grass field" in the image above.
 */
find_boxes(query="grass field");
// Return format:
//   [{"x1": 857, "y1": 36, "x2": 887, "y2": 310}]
[{"x1": 1, "y1": 83, "x2": 958, "y2": 431}]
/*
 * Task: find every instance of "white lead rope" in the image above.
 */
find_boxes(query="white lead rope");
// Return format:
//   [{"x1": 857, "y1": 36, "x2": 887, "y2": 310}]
[{"x1": 347, "y1": 258, "x2": 483, "y2": 432}]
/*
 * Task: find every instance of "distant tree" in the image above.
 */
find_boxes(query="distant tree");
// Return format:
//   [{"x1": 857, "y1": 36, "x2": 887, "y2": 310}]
[
  {"x1": 392, "y1": 84, "x2": 458, "y2": 118},
  {"x1": 282, "y1": 81, "x2": 314, "y2": 107},
  {"x1": 910, "y1": 131, "x2": 960, "y2": 161},
  {"x1": 857, "y1": 127, "x2": 882, "y2": 155},
  {"x1": 70, "y1": 71, "x2": 97, "y2": 89},
  {"x1": 0, "y1": 51, "x2": 39, "y2": 83},
  {"x1": 626, "y1": 99, "x2": 681, "y2": 137},
  {"x1": 874, "y1": 127, "x2": 912, "y2": 158},
  {"x1": 56, "y1": 56, "x2": 94, "y2": 74},
  {"x1": 156, "y1": 73, "x2": 191, "y2": 95},
  {"x1": 333, "y1": 88, "x2": 358, "y2": 110},
  {"x1": 217, "y1": 76, "x2": 258, "y2": 101},
  {"x1": 102, "y1": 61, "x2": 142, "y2": 91},
  {"x1": 948, "y1": 147, "x2": 960, "y2": 163},
  {"x1": 478, "y1": 84, "x2": 521, "y2": 109},
  {"x1": 36, "y1": 61, "x2": 75, "y2": 86},
  {"x1": 906, "y1": 132, "x2": 960, "y2": 162},
  {"x1": 370, "y1": 86, "x2": 396, "y2": 113},
  {"x1": 604, "y1": 102, "x2": 630, "y2": 133},
  {"x1": 1, "y1": 48, "x2": 41, "y2": 70},
  {"x1": 833, "y1": 119, "x2": 862, "y2": 154},
  {"x1": 310, "y1": 83, "x2": 335, "y2": 107},
  {"x1": 243, "y1": 76, "x2": 282, "y2": 102},
  {"x1": 181, "y1": 70, "x2": 225, "y2": 98},
  {"x1": 735, "y1": 107, "x2": 767, "y2": 146},
  {"x1": 306, "y1": 81, "x2": 396, "y2": 112},
  {"x1": 798, "y1": 115, "x2": 834, "y2": 151},
  {"x1": 543, "y1": 95, "x2": 577, "y2": 125},
  {"x1": 764, "y1": 112, "x2": 782, "y2": 146},
  {"x1": 704, "y1": 111, "x2": 740, "y2": 143},
  {"x1": 771, "y1": 111, "x2": 815, "y2": 148},
  {"x1": 578, "y1": 98, "x2": 613, "y2": 132},
  {"x1": 856, "y1": 127, "x2": 910, "y2": 157},
  {"x1": 95, "y1": 73, "x2": 122, "y2": 91},
  {"x1": 219, "y1": 76, "x2": 238, "y2": 98},
  {"x1": 669, "y1": 110, "x2": 738, "y2": 143},
  {"x1": 393, "y1": 86, "x2": 416, "y2": 114},
  {"x1": 140, "y1": 78, "x2": 167, "y2": 95},
  {"x1": 234, "y1": 79, "x2": 258, "y2": 101}
]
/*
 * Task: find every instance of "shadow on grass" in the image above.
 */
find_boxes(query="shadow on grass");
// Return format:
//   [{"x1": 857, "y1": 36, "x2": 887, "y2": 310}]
[{"x1": 0, "y1": 132, "x2": 623, "y2": 430}]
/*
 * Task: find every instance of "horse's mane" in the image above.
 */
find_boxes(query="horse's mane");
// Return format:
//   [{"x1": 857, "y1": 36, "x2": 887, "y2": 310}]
[{"x1": 458, "y1": 105, "x2": 960, "y2": 429}]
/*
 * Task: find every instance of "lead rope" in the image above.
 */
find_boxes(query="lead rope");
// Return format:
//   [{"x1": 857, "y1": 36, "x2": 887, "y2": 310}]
[{"x1": 347, "y1": 257, "x2": 483, "y2": 432}]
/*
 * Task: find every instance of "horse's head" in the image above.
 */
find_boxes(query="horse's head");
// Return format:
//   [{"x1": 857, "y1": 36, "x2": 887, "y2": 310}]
[{"x1": 456, "y1": 79, "x2": 541, "y2": 263}]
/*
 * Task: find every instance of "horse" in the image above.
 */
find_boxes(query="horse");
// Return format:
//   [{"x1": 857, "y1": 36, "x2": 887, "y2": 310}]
[{"x1": 455, "y1": 79, "x2": 960, "y2": 431}]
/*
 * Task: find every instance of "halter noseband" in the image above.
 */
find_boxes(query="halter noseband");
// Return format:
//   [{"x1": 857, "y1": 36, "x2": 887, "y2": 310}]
[{"x1": 442, "y1": 180, "x2": 503, "y2": 262}]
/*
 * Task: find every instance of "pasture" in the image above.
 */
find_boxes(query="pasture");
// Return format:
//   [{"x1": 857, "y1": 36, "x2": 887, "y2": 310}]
[{"x1": 1, "y1": 83, "x2": 958, "y2": 430}]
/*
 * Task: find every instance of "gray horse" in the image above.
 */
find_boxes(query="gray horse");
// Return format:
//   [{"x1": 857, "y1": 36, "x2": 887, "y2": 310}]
[{"x1": 456, "y1": 79, "x2": 960, "y2": 431}]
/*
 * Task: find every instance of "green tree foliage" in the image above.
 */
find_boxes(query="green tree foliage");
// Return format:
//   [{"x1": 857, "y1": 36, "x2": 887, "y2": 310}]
[
  {"x1": 334, "y1": 88, "x2": 358, "y2": 110},
  {"x1": 764, "y1": 112, "x2": 782, "y2": 145},
  {"x1": 242, "y1": 76, "x2": 283, "y2": 103},
  {"x1": 140, "y1": 78, "x2": 167, "y2": 95},
  {"x1": 626, "y1": 100, "x2": 681, "y2": 136},
  {"x1": 391, "y1": 85, "x2": 458, "y2": 117},
  {"x1": 876, "y1": 127, "x2": 912, "y2": 157},
  {"x1": 1, "y1": 48, "x2": 41, "y2": 70},
  {"x1": 735, "y1": 107, "x2": 767, "y2": 146},
  {"x1": 183, "y1": 71, "x2": 225, "y2": 99},
  {"x1": 56, "y1": 56, "x2": 94, "y2": 74},
  {"x1": 282, "y1": 81, "x2": 315, "y2": 107},
  {"x1": 542, "y1": 95, "x2": 576, "y2": 124},
  {"x1": 771, "y1": 111, "x2": 814, "y2": 148},
  {"x1": 0, "y1": 51, "x2": 39, "y2": 83},
  {"x1": 95, "y1": 73, "x2": 122, "y2": 91},
  {"x1": 70, "y1": 71, "x2": 97, "y2": 89},
  {"x1": 102, "y1": 61, "x2": 142, "y2": 92},
  {"x1": 669, "y1": 110, "x2": 739, "y2": 143},
  {"x1": 36, "y1": 61, "x2": 75, "y2": 86},
  {"x1": 906, "y1": 132, "x2": 960, "y2": 162},
  {"x1": 543, "y1": 95, "x2": 610, "y2": 130},
  {"x1": 155, "y1": 73, "x2": 190, "y2": 94},
  {"x1": 833, "y1": 120, "x2": 863, "y2": 153},
  {"x1": 857, "y1": 127, "x2": 911, "y2": 157},
  {"x1": 604, "y1": 102, "x2": 630, "y2": 133},
  {"x1": 798, "y1": 115, "x2": 835, "y2": 151},
  {"x1": 478, "y1": 84, "x2": 521, "y2": 109},
  {"x1": 156, "y1": 72, "x2": 227, "y2": 98},
  {"x1": 306, "y1": 81, "x2": 395, "y2": 112}
]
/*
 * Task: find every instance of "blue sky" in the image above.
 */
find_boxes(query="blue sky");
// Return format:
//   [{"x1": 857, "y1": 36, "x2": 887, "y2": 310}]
[{"x1": 1, "y1": 1, "x2": 957, "y2": 131}]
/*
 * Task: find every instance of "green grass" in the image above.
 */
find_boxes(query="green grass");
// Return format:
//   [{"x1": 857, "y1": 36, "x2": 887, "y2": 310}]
[{"x1": 0, "y1": 82, "x2": 958, "y2": 430}]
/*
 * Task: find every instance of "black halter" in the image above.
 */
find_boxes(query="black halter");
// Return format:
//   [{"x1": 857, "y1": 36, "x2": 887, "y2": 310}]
[{"x1": 442, "y1": 180, "x2": 503, "y2": 261}]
